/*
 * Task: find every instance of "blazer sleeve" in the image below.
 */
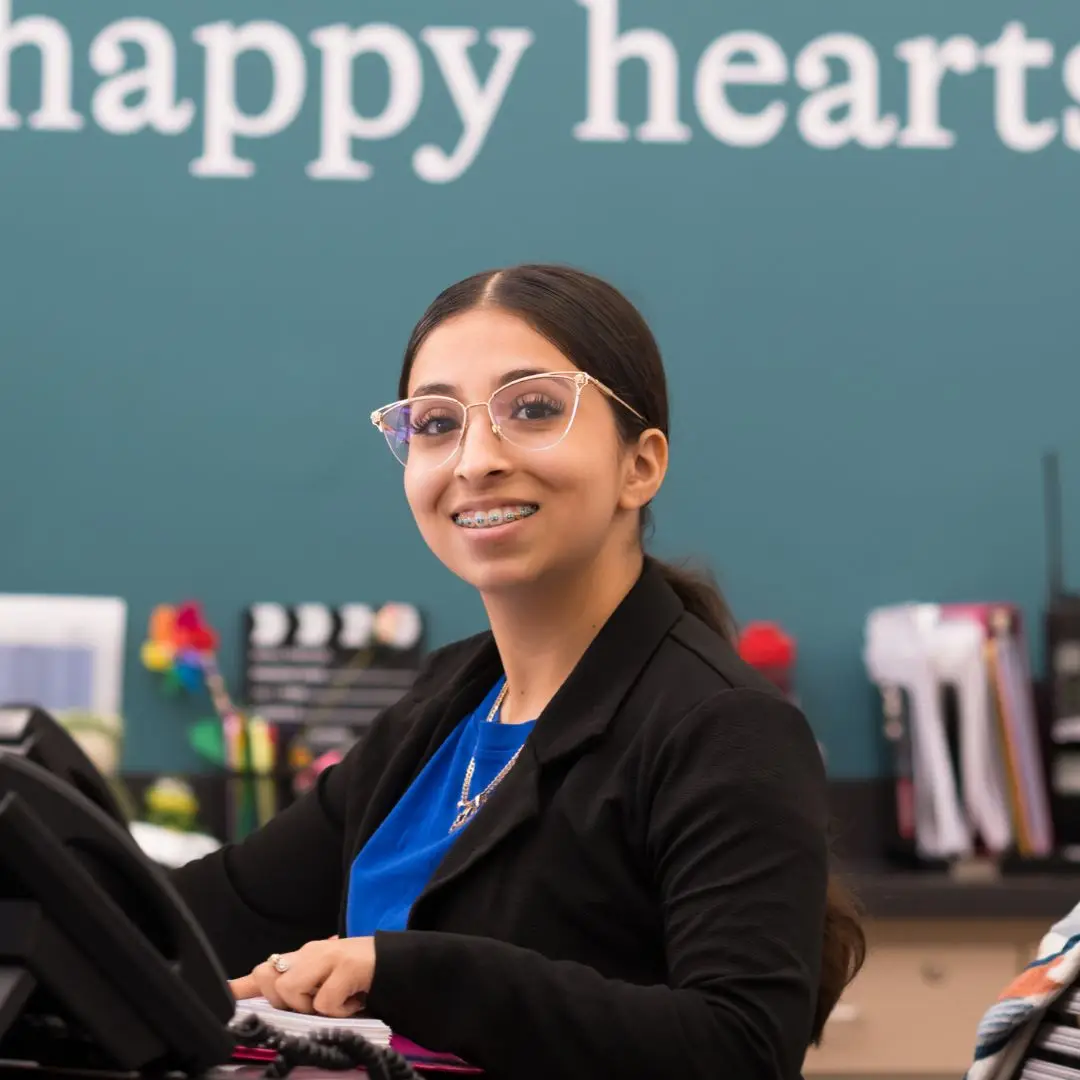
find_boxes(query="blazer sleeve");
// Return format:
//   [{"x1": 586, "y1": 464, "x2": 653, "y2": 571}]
[
  {"x1": 365, "y1": 688, "x2": 830, "y2": 1080},
  {"x1": 168, "y1": 751, "x2": 355, "y2": 978}
]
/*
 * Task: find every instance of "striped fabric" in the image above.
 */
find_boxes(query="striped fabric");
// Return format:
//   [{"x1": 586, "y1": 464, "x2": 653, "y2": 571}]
[{"x1": 966, "y1": 901, "x2": 1080, "y2": 1080}]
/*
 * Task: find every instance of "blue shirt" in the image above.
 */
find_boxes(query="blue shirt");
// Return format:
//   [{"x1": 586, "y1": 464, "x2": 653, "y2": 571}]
[{"x1": 345, "y1": 677, "x2": 535, "y2": 937}]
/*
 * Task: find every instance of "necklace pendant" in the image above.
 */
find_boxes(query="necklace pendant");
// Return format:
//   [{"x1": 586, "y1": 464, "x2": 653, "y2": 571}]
[{"x1": 450, "y1": 800, "x2": 478, "y2": 833}]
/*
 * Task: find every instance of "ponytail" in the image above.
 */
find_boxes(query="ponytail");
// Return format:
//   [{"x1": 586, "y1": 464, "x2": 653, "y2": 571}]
[
  {"x1": 650, "y1": 553, "x2": 867, "y2": 1042},
  {"x1": 649, "y1": 556, "x2": 738, "y2": 644}
]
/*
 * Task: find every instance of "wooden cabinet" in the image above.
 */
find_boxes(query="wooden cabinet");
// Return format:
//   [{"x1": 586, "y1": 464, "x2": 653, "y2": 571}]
[{"x1": 803, "y1": 918, "x2": 1046, "y2": 1076}]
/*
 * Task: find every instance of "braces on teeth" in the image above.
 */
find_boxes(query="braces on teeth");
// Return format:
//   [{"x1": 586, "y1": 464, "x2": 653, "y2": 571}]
[{"x1": 456, "y1": 506, "x2": 538, "y2": 528}]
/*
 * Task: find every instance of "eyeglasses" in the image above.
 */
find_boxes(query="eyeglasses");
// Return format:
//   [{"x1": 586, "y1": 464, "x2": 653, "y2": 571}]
[{"x1": 370, "y1": 371, "x2": 647, "y2": 471}]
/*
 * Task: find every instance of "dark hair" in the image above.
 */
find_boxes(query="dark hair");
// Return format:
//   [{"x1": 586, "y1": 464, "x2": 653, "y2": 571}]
[
  {"x1": 400, "y1": 263, "x2": 865, "y2": 1038},
  {"x1": 815, "y1": 876, "x2": 867, "y2": 1044}
]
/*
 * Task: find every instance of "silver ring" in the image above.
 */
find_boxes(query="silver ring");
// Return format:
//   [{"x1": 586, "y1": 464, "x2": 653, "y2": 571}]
[{"x1": 268, "y1": 952, "x2": 290, "y2": 974}]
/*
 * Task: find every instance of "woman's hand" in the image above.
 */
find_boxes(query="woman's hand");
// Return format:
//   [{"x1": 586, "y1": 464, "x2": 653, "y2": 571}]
[{"x1": 228, "y1": 935, "x2": 376, "y2": 1018}]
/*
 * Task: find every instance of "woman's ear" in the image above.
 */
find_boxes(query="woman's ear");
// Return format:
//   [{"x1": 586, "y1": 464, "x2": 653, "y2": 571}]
[{"x1": 618, "y1": 429, "x2": 668, "y2": 512}]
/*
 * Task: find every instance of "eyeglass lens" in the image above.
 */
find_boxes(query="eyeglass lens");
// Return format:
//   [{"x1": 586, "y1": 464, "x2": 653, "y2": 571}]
[{"x1": 378, "y1": 375, "x2": 581, "y2": 468}]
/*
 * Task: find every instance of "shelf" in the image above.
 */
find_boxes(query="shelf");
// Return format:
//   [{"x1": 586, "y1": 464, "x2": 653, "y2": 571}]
[{"x1": 848, "y1": 866, "x2": 1080, "y2": 919}]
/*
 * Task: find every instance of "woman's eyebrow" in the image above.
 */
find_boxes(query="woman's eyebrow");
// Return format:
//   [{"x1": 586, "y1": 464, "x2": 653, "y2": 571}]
[
  {"x1": 499, "y1": 367, "x2": 550, "y2": 385},
  {"x1": 410, "y1": 367, "x2": 554, "y2": 398},
  {"x1": 410, "y1": 380, "x2": 457, "y2": 397}
]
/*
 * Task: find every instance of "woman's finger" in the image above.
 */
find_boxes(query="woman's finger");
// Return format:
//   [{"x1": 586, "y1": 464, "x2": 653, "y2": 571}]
[
  {"x1": 312, "y1": 966, "x2": 367, "y2": 1019},
  {"x1": 252, "y1": 960, "x2": 289, "y2": 1010},
  {"x1": 275, "y1": 954, "x2": 334, "y2": 1014},
  {"x1": 229, "y1": 973, "x2": 260, "y2": 1001},
  {"x1": 275, "y1": 982, "x2": 316, "y2": 1014}
]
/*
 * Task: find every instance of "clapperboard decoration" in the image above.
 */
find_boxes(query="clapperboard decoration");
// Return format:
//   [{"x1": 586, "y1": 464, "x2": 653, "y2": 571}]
[{"x1": 241, "y1": 601, "x2": 425, "y2": 771}]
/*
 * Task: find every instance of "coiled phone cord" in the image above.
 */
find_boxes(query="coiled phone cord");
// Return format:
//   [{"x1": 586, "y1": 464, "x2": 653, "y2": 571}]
[{"x1": 228, "y1": 1013, "x2": 420, "y2": 1080}]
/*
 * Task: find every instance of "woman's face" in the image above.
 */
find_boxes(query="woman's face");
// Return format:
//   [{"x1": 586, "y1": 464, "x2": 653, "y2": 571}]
[{"x1": 402, "y1": 307, "x2": 663, "y2": 594}]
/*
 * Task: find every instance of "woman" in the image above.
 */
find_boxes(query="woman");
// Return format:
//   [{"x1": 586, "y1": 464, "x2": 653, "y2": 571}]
[{"x1": 173, "y1": 264, "x2": 865, "y2": 1080}]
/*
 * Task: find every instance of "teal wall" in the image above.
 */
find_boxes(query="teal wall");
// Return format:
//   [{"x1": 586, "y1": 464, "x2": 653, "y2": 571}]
[{"x1": 3, "y1": 0, "x2": 1079, "y2": 776}]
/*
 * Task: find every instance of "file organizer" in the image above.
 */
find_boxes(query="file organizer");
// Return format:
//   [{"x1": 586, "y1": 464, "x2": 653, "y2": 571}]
[
  {"x1": 865, "y1": 602, "x2": 1053, "y2": 866},
  {"x1": 1040, "y1": 452, "x2": 1080, "y2": 861},
  {"x1": 866, "y1": 605, "x2": 972, "y2": 861}
]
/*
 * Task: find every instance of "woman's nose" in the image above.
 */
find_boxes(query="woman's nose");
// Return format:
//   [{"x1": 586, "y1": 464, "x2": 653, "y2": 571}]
[{"x1": 453, "y1": 406, "x2": 512, "y2": 479}]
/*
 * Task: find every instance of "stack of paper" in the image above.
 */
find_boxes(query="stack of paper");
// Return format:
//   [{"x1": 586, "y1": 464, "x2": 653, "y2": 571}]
[{"x1": 234, "y1": 996, "x2": 392, "y2": 1047}]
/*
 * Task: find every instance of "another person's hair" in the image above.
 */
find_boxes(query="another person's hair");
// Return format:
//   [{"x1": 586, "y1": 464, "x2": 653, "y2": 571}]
[{"x1": 399, "y1": 263, "x2": 866, "y2": 1036}]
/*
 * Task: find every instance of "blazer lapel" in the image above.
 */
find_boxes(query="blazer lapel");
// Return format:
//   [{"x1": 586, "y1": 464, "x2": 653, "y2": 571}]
[
  {"x1": 412, "y1": 559, "x2": 684, "y2": 912},
  {"x1": 348, "y1": 635, "x2": 502, "y2": 859}
]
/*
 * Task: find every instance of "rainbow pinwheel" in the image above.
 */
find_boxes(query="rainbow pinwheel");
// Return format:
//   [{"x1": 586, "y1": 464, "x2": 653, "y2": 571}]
[{"x1": 140, "y1": 601, "x2": 220, "y2": 694}]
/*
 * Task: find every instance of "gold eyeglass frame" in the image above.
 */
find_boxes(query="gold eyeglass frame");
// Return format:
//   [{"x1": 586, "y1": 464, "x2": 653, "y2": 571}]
[{"x1": 370, "y1": 371, "x2": 647, "y2": 469}]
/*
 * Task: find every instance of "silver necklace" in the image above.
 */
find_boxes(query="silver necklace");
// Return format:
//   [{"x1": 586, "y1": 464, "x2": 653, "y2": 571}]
[{"x1": 449, "y1": 682, "x2": 525, "y2": 833}]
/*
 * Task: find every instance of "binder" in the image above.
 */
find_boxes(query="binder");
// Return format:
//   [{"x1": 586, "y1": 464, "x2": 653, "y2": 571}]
[{"x1": 944, "y1": 604, "x2": 1054, "y2": 858}]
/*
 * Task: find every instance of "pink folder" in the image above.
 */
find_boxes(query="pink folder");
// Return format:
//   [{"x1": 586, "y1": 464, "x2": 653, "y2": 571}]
[{"x1": 233, "y1": 1035, "x2": 482, "y2": 1074}]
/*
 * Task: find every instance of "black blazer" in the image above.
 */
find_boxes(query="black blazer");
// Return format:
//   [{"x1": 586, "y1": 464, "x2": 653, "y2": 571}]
[{"x1": 172, "y1": 560, "x2": 829, "y2": 1080}]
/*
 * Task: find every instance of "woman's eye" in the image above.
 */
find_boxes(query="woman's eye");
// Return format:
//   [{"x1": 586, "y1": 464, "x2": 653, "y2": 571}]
[
  {"x1": 511, "y1": 395, "x2": 563, "y2": 421},
  {"x1": 411, "y1": 412, "x2": 459, "y2": 436}
]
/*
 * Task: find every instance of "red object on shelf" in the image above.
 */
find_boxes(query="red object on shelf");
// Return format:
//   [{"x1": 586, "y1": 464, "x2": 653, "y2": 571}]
[{"x1": 738, "y1": 622, "x2": 796, "y2": 697}]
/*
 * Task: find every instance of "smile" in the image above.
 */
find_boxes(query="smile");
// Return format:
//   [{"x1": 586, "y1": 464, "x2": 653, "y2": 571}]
[{"x1": 453, "y1": 505, "x2": 539, "y2": 529}]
